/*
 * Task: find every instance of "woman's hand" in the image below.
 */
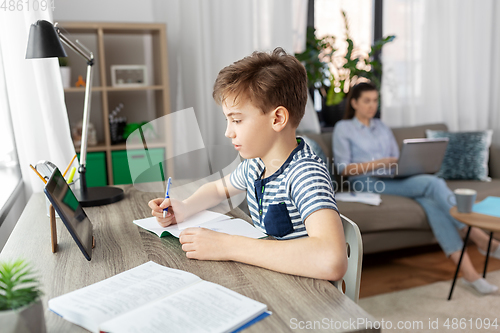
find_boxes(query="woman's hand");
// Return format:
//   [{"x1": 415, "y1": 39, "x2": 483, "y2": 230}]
[
  {"x1": 148, "y1": 197, "x2": 189, "y2": 227},
  {"x1": 341, "y1": 157, "x2": 399, "y2": 176},
  {"x1": 375, "y1": 157, "x2": 398, "y2": 169}
]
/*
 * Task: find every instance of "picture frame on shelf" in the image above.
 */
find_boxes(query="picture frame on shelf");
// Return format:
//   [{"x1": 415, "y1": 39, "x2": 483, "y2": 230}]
[{"x1": 111, "y1": 65, "x2": 148, "y2": 87}]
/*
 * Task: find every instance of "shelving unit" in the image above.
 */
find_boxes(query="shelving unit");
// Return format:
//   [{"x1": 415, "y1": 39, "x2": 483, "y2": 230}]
[{"x1": 59, "y1": 22, "x2": 171, "y2": 185}]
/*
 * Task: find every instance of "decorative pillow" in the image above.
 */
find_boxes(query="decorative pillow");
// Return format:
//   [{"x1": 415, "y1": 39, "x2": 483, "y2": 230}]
[
  {"x1": 302, "y1": 136, "x2": 328, "y2": 166},
  {"x1": 426, "y1": 129, "x2": 493, "y2": 181}
]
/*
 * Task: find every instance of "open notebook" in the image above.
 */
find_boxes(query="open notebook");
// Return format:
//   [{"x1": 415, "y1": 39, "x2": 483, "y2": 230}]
[
  {"x1": 49, "y1": 261, "x2": 270, "y2": 333},
  {"x1": 133, "y1": 210, "x2": 267, "y2": 239}
]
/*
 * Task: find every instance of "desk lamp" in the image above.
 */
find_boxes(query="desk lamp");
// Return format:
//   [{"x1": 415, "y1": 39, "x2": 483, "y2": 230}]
[{"x1": 26, "y1": 20, "x2": 124, "y2": 207}]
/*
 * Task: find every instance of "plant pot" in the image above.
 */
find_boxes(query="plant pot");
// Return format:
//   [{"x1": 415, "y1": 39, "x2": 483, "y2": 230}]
[
  {"x1": 0, "y1": 299, "x2": 46, "y2": 333},
  {"x1": 60, "y1": 67, "x2": 71, "y2": 88},
  {"x1": 321, "y1": 98, "x2": 347, "y2": 128}
]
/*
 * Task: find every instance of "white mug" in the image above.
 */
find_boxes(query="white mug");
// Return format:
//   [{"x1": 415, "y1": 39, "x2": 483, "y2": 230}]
[{"x1": 448, "y1": 188, "x2": 477, "y2": 213}]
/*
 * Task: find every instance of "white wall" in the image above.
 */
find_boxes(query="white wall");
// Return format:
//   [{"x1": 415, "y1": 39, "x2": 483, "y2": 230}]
[{"x1": 53, "y1": 0, "x2": 155, "y2": 22}]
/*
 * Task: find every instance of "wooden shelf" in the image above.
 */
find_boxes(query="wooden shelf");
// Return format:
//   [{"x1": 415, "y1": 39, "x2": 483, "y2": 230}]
[
  {"x1": 60, "y1": 21, "x2": 171, "y2": 185},
  {"x1": 106, "y1": 85, "x2": 164, "y2": 92},
  {"x1": 64, "y1": 87, "x2": 105, "y2": 93},
  {"x1": 109, "y1": 141, "x2": 166, "y2": 151},
  {"x1": 75, "y1": 143, "x2": 108, "y2": 153},
  {"x1": 64, "y1": 86, "x2": 164, "y2": 93}
]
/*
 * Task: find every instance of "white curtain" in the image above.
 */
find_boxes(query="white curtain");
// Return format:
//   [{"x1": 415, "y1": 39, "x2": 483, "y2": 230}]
[
  {"x1": 0, "y1": 10, "x2": 76, "y2": 197},
  {"x1": 152, "y1": 0, "x2": 308, "y2": 147},
  {"x1": 381, "y1": 0, "x2": 500, "y2": 145}
]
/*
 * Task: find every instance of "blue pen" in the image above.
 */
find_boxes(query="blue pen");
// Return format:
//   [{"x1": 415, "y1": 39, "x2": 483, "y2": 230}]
[{"x1": 163, "y1": 177, "x2": 172, "y2": 218}]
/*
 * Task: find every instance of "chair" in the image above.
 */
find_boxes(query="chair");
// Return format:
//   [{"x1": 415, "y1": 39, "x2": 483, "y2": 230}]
[{"x1": 333, "y1": 214, "x2": 363, "y2": 303}]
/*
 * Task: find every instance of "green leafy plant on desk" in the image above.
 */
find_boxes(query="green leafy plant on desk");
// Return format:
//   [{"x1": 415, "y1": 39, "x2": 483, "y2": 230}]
[{"x1": 0, "y1": 259, "x2": 46, "y2": 333}]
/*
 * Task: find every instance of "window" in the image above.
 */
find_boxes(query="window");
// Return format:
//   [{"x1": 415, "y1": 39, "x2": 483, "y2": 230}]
[
  {"x1": 0, "y1": 40, "x2": 22, "y2": 220},
  {"x1": 315, "y1": 0, "x2": 374, "y2": 87}
]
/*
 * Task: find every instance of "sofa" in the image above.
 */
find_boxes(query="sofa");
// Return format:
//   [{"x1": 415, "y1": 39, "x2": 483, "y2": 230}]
[{"x1": 300, "y1": 123, "x2": 500, "y2": 254}]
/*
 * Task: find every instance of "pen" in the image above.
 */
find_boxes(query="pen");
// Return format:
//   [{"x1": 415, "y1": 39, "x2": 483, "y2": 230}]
[
  {"x1": 163, "y1": 177, "x2": 172, "y2": 218},
  {"x1": 63, "y1": 154, "x2": 77, "y2": 177},
  {"x1": 30, "y1": 164, "x2": 47, "y2": 184}
]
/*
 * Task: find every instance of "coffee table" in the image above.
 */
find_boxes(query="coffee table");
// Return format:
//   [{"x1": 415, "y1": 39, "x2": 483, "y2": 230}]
[{"x1": 448, "y1": 206, "x2": 500, "y2": 300}]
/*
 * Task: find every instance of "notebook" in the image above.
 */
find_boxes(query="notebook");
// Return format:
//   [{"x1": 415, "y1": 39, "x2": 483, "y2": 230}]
[
  {"x1": 472, "y1": 196, "x2": 500, "y2": 218},
  {"x1": 48, "y1": 261, "x2": 270, "y2": 333},
  {"x1": 133, "y1": 210, "x2": 267, "y2": 239}
]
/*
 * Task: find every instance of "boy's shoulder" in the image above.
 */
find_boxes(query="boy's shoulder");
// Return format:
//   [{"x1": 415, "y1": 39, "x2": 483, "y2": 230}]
[{"x1": 286, "y1": 139, "x2": 328, "y2": 176}]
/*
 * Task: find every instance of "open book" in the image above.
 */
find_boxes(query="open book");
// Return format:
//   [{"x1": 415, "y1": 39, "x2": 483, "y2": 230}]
[
  {"x1": 49, "y1": 261, "x2": 269, "y2": 333},
  {"x1": 133, "y1": 210, "x2": 267, "y2": 239}
]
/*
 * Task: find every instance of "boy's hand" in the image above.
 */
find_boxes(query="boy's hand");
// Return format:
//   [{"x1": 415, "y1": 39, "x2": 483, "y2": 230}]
[
  {"x1": 148, "y1": 197, "x2": 188, "y2": 227},
  {"x1": 179, "y1": 228, "x2": 235, "y2": 260}
]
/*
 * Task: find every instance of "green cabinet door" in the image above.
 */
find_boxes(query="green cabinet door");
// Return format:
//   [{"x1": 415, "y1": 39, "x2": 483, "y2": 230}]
[
  {"x1": 76, "y1": 152, "x2": 108, "y2": 187},
  {"x1": 112, "y1": 149, "x2": 165, "y2": 185}
]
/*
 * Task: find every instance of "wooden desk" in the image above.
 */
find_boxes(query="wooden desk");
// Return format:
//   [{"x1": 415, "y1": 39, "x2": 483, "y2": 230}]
[
  {"x1": 448, "y1": 207, "x2": 500, "y2": 300},
  {"x1": 0, "y1": 185, "x2": 378, "y2": 332}
]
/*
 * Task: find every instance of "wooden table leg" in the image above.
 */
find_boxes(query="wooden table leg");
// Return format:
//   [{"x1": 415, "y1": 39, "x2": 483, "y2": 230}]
[
  {"x1": 49, "y1": 204, "x2": 58, "y2": 253},
  {"x1": 483, "y1": 232, "x2": 493, "y2": 278},
  {"x1": 448, "y1": 226, "x2": 471, "y2": 300}
]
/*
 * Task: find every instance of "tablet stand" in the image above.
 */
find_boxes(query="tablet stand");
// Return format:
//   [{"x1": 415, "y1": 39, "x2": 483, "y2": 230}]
[
  {"x1": 49, "y1": 204, "x2": 95, "y2": 253},
  {"x1": 49, "y1": 204, "x2": 58, "y2": 253}
]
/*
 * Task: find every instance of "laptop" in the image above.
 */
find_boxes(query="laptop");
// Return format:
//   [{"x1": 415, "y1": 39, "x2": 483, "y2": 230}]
[
  {"x1": 44, "y1": 168, "x2": 94, "y2": 261},
  {"x1": 378, "y1": 138, "x2": 449, "y2": 179}
]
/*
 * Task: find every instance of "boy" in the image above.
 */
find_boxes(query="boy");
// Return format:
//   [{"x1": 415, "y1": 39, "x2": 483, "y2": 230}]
[{"x1": 148, "y1": 48, "x2": 347, "y2": 281}]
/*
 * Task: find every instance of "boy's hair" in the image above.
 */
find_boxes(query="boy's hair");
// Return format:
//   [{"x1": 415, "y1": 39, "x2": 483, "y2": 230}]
[{"x1": 213, "y1": 47, "x2": 307, "y2": 128}]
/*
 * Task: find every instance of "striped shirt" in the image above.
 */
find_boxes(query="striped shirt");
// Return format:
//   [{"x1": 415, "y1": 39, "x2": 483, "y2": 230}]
[{"x1": 230, "y1": 138, "x2": 339, "y2": 240}]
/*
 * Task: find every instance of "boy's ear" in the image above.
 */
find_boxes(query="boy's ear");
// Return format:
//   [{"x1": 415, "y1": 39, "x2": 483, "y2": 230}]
[{"x1": 270, "y1": 106, "x2": 289, "y2": 132}]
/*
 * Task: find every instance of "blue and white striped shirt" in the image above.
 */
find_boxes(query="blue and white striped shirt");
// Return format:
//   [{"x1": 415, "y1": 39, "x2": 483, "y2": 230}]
[{"x1": 230, "y1": 138, "x2": 339, "y2": 240}]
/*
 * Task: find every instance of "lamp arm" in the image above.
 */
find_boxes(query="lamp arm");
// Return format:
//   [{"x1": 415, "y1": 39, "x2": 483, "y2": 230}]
[
  {"x1": 79, "y1": 59, "x2": 94, "y2": 175},
  {"x1": 56, "y1": 29, "x2": 93, "y2": 63},
  {"x1": 54, "y1": 24, "x2": 94, "y2": 190}
]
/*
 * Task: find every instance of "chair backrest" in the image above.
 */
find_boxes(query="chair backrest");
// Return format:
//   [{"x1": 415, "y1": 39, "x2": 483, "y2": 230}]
[{"x1": 333, "y1": 214, "x2": 363, "y2": 303}]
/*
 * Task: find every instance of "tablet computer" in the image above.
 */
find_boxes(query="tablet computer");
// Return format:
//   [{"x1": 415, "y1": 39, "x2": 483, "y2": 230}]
[{"x1": 44, "y1": 168, "x2": 93, "y2": 261}]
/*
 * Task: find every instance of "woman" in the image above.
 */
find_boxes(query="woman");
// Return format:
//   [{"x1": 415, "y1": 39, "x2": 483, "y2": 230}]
[{"x1": 333, "y1": 82, "x2": 499, "y2": 294}]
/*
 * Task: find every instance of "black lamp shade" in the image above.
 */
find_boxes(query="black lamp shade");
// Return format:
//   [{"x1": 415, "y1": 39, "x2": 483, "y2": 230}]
[{"x1": 26, "y1": 20, "x2": 67, "y2": 59}]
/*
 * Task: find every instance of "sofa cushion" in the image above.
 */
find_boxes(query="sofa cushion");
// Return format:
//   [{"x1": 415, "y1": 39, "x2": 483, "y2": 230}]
[
  {"x1": 427, "y1": 130, "x2": 493, "y2": 181},
  {"x1": 336, "y1": 194, "x2": 429, "y2": 233}
]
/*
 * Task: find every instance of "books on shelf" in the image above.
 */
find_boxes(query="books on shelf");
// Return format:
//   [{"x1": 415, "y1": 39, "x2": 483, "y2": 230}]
[
  {"x1": 133, "y1": 210, "x2": 267, "y2": 239},
  {"x1": 49, "y1": 261, "x2": 269, "y2": 333}
]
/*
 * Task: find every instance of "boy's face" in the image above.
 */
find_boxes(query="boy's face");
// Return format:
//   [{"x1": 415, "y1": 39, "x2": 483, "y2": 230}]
[{"x1": 223, "y1": 97, "x2": 275, "y2": 160}]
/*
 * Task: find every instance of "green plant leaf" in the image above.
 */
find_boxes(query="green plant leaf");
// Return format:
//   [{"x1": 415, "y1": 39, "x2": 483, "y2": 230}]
[
  {"x1": 0, "y1": 259, "x2": 42, "y2": 311},
  {"x1": 326, "y1": 85, "x2": 345, "y2": 106}
]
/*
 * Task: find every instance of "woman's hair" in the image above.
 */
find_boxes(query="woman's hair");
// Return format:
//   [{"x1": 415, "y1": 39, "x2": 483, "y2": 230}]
[{"x1": 343, "y1": 82, "x2": 378, "y2": 119}]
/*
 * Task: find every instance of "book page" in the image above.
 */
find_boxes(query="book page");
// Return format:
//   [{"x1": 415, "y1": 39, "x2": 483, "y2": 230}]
[
  {"x1": 100, "y1": 280, "x2": 267, "y2": 333},
  {"x1": 195, "y1": 218, "x2": 267, "y2": 239},
  {"x1": 133, "y1": 210, "x2": 231, "y2": 237},
  {"x1": 48, "y1": 261, "x2": 201, "y2": 333}
]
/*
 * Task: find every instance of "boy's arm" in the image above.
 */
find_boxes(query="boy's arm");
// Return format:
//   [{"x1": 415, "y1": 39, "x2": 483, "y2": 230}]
[
  {"x1": 182, "y1": 174, "x2": 244, "y2": 218},
  {"x1": 149, "y1": 173, "x2": 245, "y2": 226},
  {"x1": 179, "y1": 208, "x2": 348, "y2": 281}
]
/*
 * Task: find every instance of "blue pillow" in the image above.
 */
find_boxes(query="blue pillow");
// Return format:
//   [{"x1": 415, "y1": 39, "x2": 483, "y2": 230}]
[{"x1": 426, "y1": 130, "x2": 493, "y2": 181}]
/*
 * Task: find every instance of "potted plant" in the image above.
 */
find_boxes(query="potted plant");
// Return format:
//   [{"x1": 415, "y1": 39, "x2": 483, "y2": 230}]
[
  {"x1": 296, "y1": 11, "x2": 395, "y2": 127},
  {"x1": 0, "y1": 259, "x2": 46, "y2": 333},
  {"x1": 325, "y1": 11, "x2": 395, "y2": 109},
  {"x1": 59, "y1": 57, "x2": 71, "y2": 88}
]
